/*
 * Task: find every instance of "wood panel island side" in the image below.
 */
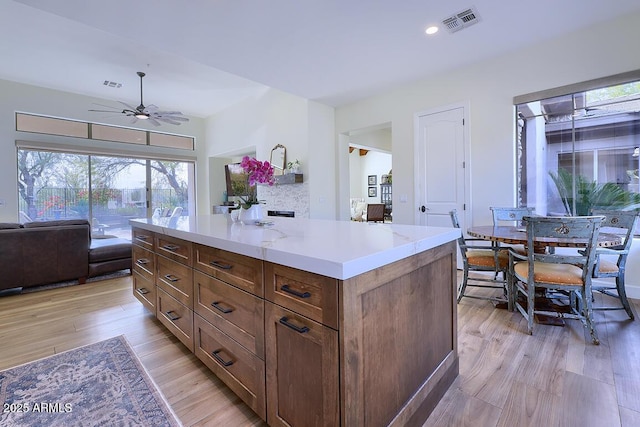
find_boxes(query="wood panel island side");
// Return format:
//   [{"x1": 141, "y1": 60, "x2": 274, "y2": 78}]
[{"x1": 130, "y1": 215, "x2": 460, "y2": 427}]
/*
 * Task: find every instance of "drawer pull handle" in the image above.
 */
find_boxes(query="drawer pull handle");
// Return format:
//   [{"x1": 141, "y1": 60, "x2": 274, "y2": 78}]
[
  {"x1": 137, "y1": 287, "x2": 149, "y2": 295},
  {"x1": 164, "y1": 274, "x2": 179, "y2": 282},
  {"x1": 279, "y1": 316, "x2": 309, "y2": 334},
  {"x1": 136, "y1": 235, "x2": 149, "y2": 241},
  {"x1": 165, "y1": 311, "x2": 181, "y2": 321},
  {"x1": 162, "y1": 244, "x2": 180, "y2": 252},
  {"x1": 212, "y1": 301, "x2": 234, "y2": 314},
  {"x1": 136, "y1": 258, "x2": 150, "y2": 265},
  {"x1": 212, "y1": 349, "x2": 234, "y2": 367},
  {"x1": 281, "y1": 284, "x2": 311, "y2": 299},
  {"x1": 210, "y1": 261, "x2": 233, "y2": 270}
]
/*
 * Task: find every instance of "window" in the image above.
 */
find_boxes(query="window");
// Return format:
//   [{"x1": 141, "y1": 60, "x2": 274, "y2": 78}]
[
  {"x1": 515, "y1": 77, "x2": 640, "y2": 216},
  {"x1": 17, "y1": 149, "x2": 195, "y2": 238},
  {"x1": 16, "y1": 112, "x2": 194, "y2": 150}
]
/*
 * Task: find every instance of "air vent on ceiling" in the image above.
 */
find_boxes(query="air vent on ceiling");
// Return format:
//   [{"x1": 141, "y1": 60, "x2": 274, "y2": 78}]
[
  {"x1": 442, "y1": 7, "x2": 480, "y2": 34},
  {"x1": 103, "y1": 80, "x2": 122, "y2": 88}
]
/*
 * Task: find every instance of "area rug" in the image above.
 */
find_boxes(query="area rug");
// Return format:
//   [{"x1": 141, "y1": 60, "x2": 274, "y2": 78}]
[{"x1": 0, "y1": 335, "x2": 181, "y2": 427}]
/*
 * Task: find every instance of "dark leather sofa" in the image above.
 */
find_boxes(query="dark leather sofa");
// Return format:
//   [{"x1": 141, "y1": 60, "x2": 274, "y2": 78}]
[{"x1": 0, "y1": 219, "x2": 131, "y2": 292}]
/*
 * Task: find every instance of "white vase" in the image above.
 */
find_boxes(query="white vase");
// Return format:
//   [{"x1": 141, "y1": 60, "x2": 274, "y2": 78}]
[{"x1": 238, "y1": 204, "x2": 263, "y2": 224}]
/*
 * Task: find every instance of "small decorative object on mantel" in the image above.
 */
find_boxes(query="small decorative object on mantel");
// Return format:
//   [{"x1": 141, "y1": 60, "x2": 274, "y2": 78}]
[
  {"x1": 286, "y1": 159, "x2": 301, "y2": 174},
  {"x1": 231, "y1": 156, "x2": 275, "y2": 224}
]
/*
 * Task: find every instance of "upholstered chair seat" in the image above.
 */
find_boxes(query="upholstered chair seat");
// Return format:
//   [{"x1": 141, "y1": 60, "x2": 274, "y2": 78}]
[
  {"x1": 468, "y1": 249, "x2": 509, "y2": 269},
  {"x1": 513, "y1": 262, "x2": 584, "y2": 286}
]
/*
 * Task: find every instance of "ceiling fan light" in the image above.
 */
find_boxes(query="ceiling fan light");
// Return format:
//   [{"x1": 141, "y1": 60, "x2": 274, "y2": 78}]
[{"x1": 134, "y1": 113, "x2": 149, "y2": 119}]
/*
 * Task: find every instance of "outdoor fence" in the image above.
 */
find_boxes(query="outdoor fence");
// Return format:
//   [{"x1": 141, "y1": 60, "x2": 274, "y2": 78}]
[{"x1": 19, "y1": 187, "x2": 186, "y2": 222}]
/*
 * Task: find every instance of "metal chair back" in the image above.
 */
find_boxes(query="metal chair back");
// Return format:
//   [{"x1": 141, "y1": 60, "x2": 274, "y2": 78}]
[{"x1": 490, "y1": 207, "x2": 535, "y2": 226}]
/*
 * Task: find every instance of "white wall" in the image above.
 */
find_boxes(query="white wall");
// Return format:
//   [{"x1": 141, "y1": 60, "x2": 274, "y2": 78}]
[
  {"x1": 0, "y1": 79, "x2": 205, "y2": 222},
  {"x1": 204, "y1": 87, "x2": 336, "y2": 219},
  {"x1": 335, "y1": 11, "x2": 640, "y2": 296}
]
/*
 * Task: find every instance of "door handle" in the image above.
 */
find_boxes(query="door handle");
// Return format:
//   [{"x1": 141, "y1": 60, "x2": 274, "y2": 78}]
[{"x1": 420, "y1": 205, "x2": 427, "y2": 212}]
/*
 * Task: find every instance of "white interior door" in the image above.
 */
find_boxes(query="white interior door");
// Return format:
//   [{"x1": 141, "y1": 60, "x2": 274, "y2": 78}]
[{"x1": 415, "y1": 106, "x2": 467, "y2": 231}]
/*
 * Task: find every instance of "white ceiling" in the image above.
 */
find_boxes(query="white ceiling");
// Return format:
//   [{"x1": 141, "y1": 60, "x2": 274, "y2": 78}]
[{"x1": 2, "y1": 0, "x2": 640, "y2": 118}]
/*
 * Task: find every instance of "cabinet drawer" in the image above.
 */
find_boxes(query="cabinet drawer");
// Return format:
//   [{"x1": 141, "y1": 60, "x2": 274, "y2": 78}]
[
  {"x1": 156, "y1": 234, "x2": 192, "y2": 266},
  {"x1": 265, "y1": 263, "x2": 338, "y2": 329},
  {"x1": 194, "y1": 315, "x2": 266, "y2": 421},
  {"x1": 195, "y1": 244, "x2": 263, "y2": 297},
  {"x1": 265, "y1": 302, "x2": 339, "y2": 427},
  {"x1": 132, "y1": 270, "x2": 155, "y2": 314},
  {"x1": 157, "y1": 254, "x2": 194, "y2": 309},
  {"x1": 157, "y1": 287, "x2": 194, "y2": 352},
  {"x1": 132, "y1": 245, "x2": 155, "y2": 281},
  {"x1": 194, "y1": 270, "x2": 264, "y2": 358},
  {"x1": 132, "y1": 227, "x2": 154, "y2": 250}
]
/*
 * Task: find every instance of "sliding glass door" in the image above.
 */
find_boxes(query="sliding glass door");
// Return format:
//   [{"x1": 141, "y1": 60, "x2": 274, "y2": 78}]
[
  {"x1": 17, "y1": 149, "x2": 195, "y2": 238},
  {"x1": 515, "y1": 80, "x2": 640, "y2": 215}
]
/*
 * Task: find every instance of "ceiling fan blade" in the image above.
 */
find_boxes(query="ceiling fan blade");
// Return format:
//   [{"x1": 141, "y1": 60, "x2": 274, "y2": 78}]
[
  {"x1": 119, "y1": 101, "x2": 138, "y2": 111},
  {"x1": 88, "y1": 109, "x2": 121, "y2": 113},
  {"x1": 155, "y1": 110, "x2": 184, "y2": 116},
  {"x1": 163, "y1": 115, "x2": 189, "y2": 122},
  {"x1": 91, "y1": 102, "x2": 121, "y2": 110},
  {"x1": 148, "y1": 117, "x2": 161, "y2": 126},
  {"x1": 156, "y1": 117, "x2": 183, "y2": 125},
  {"x1": 145, "y1": 104, "x2": 159, "y2": 112}
]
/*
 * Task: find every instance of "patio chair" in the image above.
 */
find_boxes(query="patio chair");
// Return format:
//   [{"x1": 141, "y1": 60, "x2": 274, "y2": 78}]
[
  {"x1": 508, "y1": 215, "x2": 604, "y2": 344},
  {"x1": 450, "y1": 209, "x2": 508, "y2": 304},
  {"x1": 588, "y1": 209, "x2": 638, "y2": 319}
]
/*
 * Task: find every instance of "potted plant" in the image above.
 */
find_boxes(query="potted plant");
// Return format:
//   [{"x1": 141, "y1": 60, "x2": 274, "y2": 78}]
[
  {"x1": 232, "y1": 156, "x2": 275, "y2": 223},
  {"x1": 549, "y1": 169, "x2": 640, "y2": 215}
]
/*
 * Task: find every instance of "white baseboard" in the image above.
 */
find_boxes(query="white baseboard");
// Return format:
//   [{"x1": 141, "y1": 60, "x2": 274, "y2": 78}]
[{"x1": 625, "y1": 284, "x2": 640, "y2": 300}]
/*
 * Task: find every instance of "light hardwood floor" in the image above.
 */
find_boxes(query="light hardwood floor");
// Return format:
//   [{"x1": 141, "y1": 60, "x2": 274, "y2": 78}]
[{"x1": 1, "y1": 274, "x2": 638, "y2": 426}]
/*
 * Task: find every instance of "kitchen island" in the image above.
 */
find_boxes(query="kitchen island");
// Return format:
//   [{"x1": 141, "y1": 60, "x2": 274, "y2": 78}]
[{"x1": 130, "y1": 215, "x2": 460, "y2": 427}]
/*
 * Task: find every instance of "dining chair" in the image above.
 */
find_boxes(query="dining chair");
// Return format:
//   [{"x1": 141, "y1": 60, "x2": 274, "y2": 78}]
[
  {"x1": 490, "y1": 206, "x2": 535, "y2": 254},
  {"x1": 588, "y1": 209, "x2": 638, "y2": 320},
  {"x1": 490, "y1": 206, "x2": 535, "y2": 227},
  {"x1": 450, "y1": 209, "x2": 509, "y2": 303},
  {"x1": 366, "y1": 204, "x2": 385, "y2": 223},
  {"x1": 508, "y1": 215, "x2": 604, "y2": 344}
]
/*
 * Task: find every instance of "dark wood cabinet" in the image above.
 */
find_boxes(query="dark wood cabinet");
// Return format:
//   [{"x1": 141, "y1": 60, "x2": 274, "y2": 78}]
[{"x1": 265, "y1": 302, "x2": 339, "y2": 427}]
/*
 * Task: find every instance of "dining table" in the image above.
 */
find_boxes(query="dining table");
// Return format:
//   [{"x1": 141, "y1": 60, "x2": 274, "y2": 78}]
[{"x1": 467, "y1": 225, "x2": 623, "y2": 253}]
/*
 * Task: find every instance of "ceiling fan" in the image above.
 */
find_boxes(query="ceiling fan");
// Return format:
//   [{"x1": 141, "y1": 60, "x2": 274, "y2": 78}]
[{"x1": 90, "y1": 71, "x2": 189, "y2": 126}]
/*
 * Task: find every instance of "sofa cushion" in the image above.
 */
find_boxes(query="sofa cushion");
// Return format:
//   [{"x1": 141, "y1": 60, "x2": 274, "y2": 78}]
[
  {"x1": 0, "y1": 223, "x2": 23, "y2": 229},
  {"x1": 24, "y1": 219, "x2": 91, "y2": 228},
  {"x1": 89, "y1": 238, "x2": 132, "y2": 263}
]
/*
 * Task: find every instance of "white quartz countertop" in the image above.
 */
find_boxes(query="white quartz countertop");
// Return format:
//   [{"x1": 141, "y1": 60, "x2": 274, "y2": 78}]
[{"x1": 130, "y1": 215, "x2": 460, "y2": 280}]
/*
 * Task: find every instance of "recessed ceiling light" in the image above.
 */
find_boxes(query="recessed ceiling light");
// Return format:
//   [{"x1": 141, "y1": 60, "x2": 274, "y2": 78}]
[{"x1": 425, "y1": 26, "x2": 439, "y2": 35}]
